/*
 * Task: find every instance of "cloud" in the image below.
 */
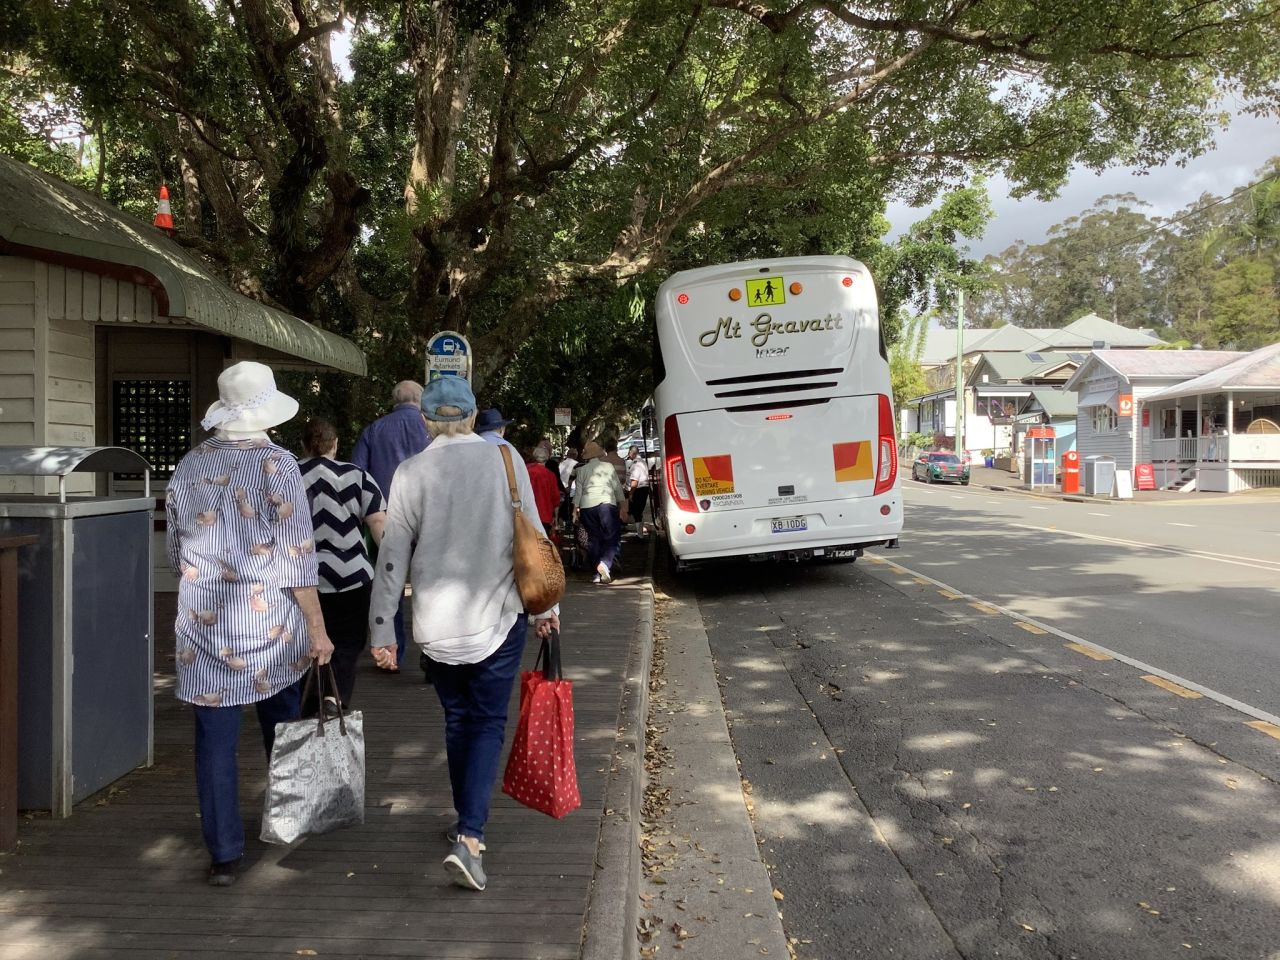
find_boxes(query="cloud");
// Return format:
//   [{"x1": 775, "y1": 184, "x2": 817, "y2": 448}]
[{"x1": 886, "y1": 112, "x2": 1280, "y2": 258}]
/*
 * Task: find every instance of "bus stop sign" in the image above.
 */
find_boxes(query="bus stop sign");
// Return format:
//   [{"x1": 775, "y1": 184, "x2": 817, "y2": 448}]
[{"x1": 426, "y1": 330, "x2": 471, "y2": 381}]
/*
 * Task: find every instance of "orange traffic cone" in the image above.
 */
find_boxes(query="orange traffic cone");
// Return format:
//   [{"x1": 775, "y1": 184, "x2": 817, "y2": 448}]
[{"x1": 153, "y1": 183, "x2": 174, "y2": 234}]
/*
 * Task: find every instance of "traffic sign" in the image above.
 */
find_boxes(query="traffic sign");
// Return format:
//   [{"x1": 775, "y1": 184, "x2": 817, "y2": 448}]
[
  {"x1": 554, "y1": 407, "x2": 572, "y2": 427},
  {"x1": 426, "y1": 330, "x2": 471, "y2": 381}
]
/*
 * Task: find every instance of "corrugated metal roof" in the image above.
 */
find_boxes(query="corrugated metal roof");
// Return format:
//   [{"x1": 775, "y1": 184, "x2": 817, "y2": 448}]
[
  {"x1": 1028, "y1": 388, "x2": 1078, "y2": 417},
  {"x1": 921, "y1": 327, "x2": 998, "y2": 365},
  {"x1": 1065, "y1": 349, "x2": 1245, "y2": 391},
  {"x1": 1144, "y1": 341, "x2": 1280, "y2": 401},
  {"x1": 0, "y1": 156, "x2": 365, "y2": 375}
]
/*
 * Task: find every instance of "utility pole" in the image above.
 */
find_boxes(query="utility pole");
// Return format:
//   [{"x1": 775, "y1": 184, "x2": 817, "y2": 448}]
[{"x1": 953, "y1": 287, "x2": 965, "y2": 460}]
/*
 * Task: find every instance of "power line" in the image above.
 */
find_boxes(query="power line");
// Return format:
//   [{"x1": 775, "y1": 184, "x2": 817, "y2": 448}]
[{"x1": 1095, "y1": 168, "x2": 1280, "y2": 254}]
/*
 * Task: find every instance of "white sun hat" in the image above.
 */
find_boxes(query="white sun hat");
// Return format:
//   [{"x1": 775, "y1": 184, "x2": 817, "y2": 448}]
[{"x1": 201, "y1": 361, "x2": 300, "y2": 433}]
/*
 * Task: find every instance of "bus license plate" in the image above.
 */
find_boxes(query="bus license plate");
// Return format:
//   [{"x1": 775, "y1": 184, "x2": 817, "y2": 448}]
[{"x1": 771, "y1": 516, "x2": 807, "y2": 534}]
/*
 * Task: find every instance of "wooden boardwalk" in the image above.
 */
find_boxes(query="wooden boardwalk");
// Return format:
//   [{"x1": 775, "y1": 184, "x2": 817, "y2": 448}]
[{"x1": 0, "y1": 578, "x2": 644, "y2": 960}]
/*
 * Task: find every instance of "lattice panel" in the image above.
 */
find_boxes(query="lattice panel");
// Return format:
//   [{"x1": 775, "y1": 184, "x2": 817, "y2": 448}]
[{"x1": 112, "y1": 379, "x2": 191, "y2": 479}]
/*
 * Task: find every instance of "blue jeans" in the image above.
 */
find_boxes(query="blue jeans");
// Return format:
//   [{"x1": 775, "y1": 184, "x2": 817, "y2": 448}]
[
  {"x1": 394, "y1": 605, "x2": 407, "y2": 665},
  {"x1": 428, "y1": 615, "x2": 528, "y2": 842},
  {"x1": 193, "y1": 683, "x2": 301, "y2": 863},
  {"x1": 580, "y1": 503, "x2": 620, "y2": 573}
]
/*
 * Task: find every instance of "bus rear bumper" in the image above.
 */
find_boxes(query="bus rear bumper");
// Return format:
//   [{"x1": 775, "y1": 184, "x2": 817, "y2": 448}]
[{"x1": 666, "y1": 496, "x2": 903, "y2": 562}]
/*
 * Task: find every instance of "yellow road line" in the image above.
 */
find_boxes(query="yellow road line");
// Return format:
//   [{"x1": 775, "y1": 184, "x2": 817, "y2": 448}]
[
  {"x1": 1065, "y1": 641, "x2": 1113, "y2": 661},
  {"x1": 968, "y1": 602, "x2": 999, "y2": 615},
  {"x1": 913, "y1": 578, "x2": 930, "y2": 586},
  {"x1": 938, "y1": 590, "x2": 963, "y2": 600},
  {"x1": 1141, "y1": 675, "x2": 1203, "y2": 699},
  {"x1": 1016, "y1": 622, "x2": 1048, "y2": 635},
  {"x1": 1245, "y1": 720, "x2": 1280, "y2": 741}
]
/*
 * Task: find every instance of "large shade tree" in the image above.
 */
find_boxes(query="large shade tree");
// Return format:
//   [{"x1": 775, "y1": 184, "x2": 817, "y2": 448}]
[{"x1": 3, "y1": 0, "x2": 1278, "y2": 435}]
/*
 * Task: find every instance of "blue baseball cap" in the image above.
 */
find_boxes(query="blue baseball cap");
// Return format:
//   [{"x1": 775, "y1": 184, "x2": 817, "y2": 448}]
[{"x1": 420, "y1": 376, "x2": 477, "y2": 421}]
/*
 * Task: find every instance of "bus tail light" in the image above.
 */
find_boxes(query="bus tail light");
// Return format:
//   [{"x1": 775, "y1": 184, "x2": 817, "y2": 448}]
[
  {"x1": 874, "y1": 394, "x2": 898, "y2": 495},
  {"x1": 664, "y1": 416, "x2": 699, "y2": 513}
]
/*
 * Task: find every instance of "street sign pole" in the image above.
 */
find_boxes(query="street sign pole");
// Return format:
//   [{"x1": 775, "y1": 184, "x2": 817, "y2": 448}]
[{"x1": 954, "y1": 287, "x2": 965, "y2": 460}]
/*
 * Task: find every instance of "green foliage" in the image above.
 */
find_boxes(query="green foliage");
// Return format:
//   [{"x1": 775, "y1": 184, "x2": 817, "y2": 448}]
[
  {"x1": 971, "y1": 161, "x2": 1279, "y2": 349},
  {"x1": 888, "y1": 310, "x2": 930, "y2": 406}
]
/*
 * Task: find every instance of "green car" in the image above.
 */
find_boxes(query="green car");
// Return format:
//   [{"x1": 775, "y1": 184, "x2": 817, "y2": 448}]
[{"x1": 911, "y1": 451, "x2": 970, "y2": 485}]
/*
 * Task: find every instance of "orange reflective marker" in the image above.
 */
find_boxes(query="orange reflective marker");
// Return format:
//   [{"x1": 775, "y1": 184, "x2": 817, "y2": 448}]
[
  {"x1": 728, "y1": 288, "x2": 742, "y2": 301},
  {"x1": 789, "y1": 281, "x2": 803, "y2": 295}
]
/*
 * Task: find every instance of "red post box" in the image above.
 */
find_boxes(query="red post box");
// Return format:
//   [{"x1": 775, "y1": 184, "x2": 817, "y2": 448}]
[{"x1": 1061, "y1": 450, "x2": 1080, "y2": 494}]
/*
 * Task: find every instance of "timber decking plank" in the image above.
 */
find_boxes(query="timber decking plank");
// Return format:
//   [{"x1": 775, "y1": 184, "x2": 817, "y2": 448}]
[{"x1": 0, "y1": 580, "x2": 645, "y2": 960}]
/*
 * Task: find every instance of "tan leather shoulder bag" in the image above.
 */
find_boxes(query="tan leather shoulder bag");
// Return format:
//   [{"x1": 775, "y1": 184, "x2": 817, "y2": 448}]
[{"x1": 500, "y1": 445, "x2": 566, "y2": 612}]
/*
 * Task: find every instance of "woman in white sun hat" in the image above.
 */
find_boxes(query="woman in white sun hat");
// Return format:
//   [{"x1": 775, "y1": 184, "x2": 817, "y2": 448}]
[{"x1": 165, "y1": 361, "x2": 333, "y2": 887}]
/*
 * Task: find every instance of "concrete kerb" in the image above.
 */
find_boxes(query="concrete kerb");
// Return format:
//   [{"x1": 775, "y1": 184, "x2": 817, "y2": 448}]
[{"x1": 579, "y1": 535, "x2": 656, "y2": 960}]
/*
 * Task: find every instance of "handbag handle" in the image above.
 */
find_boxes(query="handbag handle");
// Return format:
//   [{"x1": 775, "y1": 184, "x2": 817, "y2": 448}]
[
  {"x1": 499, "y1": 445, "x2": 522, "y2": 511},
  {"x1": 299, "y1": 663, "x2": 348, "y2": 736},
  {"x1": 534, "y1": 628, "x2": 563, "y2": 682}
]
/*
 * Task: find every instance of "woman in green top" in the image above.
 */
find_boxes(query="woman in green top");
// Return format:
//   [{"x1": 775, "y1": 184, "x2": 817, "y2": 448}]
[{"x1": 572, "y1": 440, "x2": 627, "y2": 583}]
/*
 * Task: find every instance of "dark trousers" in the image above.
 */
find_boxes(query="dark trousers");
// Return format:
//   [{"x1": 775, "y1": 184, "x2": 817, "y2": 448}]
[
  {"x1": 394, "y1": 606, "x2": 407, "y2": 665},
  {"x1": 306, "y1": 585, "x2": 371, "y2": 707},
  {"x1": 428, "y1": 615, "x2": 528, "y2": 841},
  {"x1": 193, "y1": 682, "x2": 301, "y2": 863},
  {"x1": 629, "y1": 487, "x2": 650, "y2": 526},
  {"x1": 580, "y1": 503, "x2": 621, "y2": 572}
]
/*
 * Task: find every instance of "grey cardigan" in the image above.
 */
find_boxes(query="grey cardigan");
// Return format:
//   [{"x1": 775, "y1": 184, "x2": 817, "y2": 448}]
[{"x1": 369, "y1": 434, "x2": 546, "y2": 661}]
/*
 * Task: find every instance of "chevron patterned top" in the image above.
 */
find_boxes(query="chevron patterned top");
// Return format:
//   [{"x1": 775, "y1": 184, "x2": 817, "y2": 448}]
[{"x1": 299, "y1": 456, "x2": 386, "y2": 593}]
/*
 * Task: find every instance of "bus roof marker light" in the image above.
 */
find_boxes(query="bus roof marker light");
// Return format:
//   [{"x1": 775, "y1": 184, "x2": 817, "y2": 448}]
[
  {"x1": 789, "y1": 282, "x2": 803, "y2": 295},
  {"x1": 677, "y1": 293, "x2": 689, "y2": 304},
  {"x1": 841, "y1": 276, "x2": 853, "y2": 287},
  {"x1": 728, "y1": 288, "x2": 742, "y2": 301}
]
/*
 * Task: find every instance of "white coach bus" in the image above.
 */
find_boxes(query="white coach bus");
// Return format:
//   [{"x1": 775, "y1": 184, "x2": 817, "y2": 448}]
[{"x1": 654, "y1": 256, "x2": 902, "y2": 570}]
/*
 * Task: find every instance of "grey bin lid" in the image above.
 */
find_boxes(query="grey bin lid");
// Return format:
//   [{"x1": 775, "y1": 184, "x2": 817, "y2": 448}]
[
  {"x1": 0, "y1": 446, "x2": 152, "y2": 477},
  {"x1": 0, "y1": 446, "x2": 153, "y2": 504}
]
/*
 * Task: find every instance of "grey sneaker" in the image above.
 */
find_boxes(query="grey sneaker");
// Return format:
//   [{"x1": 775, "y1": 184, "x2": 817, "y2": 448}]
[
  {"x1": 443, "y1": 841, "x2": 486, "y2": 891},
  {"x1": 444, "y1": 829, "x2": 485, "y2": 851}
]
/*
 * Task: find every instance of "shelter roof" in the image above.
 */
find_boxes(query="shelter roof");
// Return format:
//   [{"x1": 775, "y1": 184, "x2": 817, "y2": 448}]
[{"x1": 0, "y1": 156, "x2": 365, "y2": 375}]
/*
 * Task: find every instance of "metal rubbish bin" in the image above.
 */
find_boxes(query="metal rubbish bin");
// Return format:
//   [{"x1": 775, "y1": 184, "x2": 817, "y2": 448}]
[
  {"x1": 0, "y1": 447, "x2": 154, "y2": 817},
  {"x1": 1083, "y1": 455, "x2": 1116, "y2": 497}
]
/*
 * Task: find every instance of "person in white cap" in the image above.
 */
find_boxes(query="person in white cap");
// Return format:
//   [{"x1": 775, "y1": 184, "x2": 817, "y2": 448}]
[{"x1": 165, "y1": 361, "x2": 333, "y2": 887}]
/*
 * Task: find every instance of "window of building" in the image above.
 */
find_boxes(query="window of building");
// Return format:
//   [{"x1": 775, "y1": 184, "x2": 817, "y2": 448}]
[
  {"x1": 1092, "y1": 405, "x2": 1118, "y2": 433},
  {"x1": 112, "y1": 379, "x2": 192, "y2": 480}
]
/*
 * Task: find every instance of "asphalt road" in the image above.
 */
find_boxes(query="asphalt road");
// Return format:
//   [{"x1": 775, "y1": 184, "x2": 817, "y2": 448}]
[
  {"x1": 894, "y1": 481, "x2": 1280, "y2": 718},
  {"x1": 681, "y1": 487, "x2": 1280, "y2": 960}
]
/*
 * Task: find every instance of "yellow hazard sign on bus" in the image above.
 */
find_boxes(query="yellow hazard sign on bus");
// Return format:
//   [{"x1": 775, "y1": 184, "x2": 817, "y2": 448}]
[
  {"x1": 693, "y1": 455, "x2": 735, "y2": 496},
  {"x1": 745, "y1": 277, "x2": 786, "y2": 306}
]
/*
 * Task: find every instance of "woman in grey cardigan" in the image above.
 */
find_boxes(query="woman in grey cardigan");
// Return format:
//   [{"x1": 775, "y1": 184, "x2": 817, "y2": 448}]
[{"x1": 368, "y1": 376, "x2": 559, "y2": 892}]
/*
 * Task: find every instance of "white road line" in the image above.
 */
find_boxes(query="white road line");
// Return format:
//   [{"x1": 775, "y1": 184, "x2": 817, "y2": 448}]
[
  {"x1": 1169, "y1": 522, "x2": 1195, "y2": 528},
  {"x1": 1028, "y1": 505, "x2": 1049, "y2": 510},
  {"x1": 1008, "y1": 522, "x2": 1280, "y2": 573},
  {"x1": 867, "y1": 557, "x2": 1280, "y2": 729}
]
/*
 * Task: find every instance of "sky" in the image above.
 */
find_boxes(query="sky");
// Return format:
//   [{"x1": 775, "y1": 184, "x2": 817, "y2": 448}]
[{"x1": 885, "y1": 109, "x2": 1280, "y2": 259}]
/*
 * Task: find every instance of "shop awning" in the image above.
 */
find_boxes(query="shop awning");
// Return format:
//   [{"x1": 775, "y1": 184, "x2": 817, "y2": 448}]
[
  {"x1": 0, "y1": 156, "x2": 365, "y2": 375},
  {"x1": 1077, "y1": 386, "x2": 1118, "y2": 410}
]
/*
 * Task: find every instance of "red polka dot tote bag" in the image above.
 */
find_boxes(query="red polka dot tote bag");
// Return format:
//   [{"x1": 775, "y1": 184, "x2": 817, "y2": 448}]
[{"x1": 502, "y1": 629, "x2": 581, "y2": 818}]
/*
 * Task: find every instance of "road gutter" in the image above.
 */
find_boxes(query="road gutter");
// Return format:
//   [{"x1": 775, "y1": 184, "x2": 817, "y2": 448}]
[{"x1": 580, "y1": 537, "x2": 656, "y2": 960}]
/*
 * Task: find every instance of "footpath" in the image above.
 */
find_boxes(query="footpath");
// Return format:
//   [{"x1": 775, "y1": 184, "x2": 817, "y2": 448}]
[{"x1": 0, "y1": 565, "x2": 655, "y2": 960}]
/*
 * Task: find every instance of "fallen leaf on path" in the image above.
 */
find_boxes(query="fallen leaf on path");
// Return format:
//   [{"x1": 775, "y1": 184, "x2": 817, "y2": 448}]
[
  {"x1": 773, "y1": 889, "x2": 785, "y2": 901},
  {"x1": 1021, "y1": 924, "x2": 1036, "y2": 933}
]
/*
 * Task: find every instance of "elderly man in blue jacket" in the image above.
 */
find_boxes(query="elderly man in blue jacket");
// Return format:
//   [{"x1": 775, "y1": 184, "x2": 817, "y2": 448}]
[{"x1": 352, "y1": 380, "x2": 430, "y2": 669}]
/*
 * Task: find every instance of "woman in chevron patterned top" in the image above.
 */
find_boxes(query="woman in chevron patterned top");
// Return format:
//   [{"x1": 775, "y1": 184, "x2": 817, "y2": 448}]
[{"x1": 298, "y1": 418, "x2": 387, "y2": 711}]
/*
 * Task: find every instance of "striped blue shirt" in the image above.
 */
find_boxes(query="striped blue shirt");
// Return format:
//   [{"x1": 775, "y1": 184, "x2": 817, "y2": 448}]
[
  {"x1": 298, "y1": 456, "x2": 385, "y2": 593},
  {"x1": 165, "y1": 438, "x2": 319, "y2": 707}
]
